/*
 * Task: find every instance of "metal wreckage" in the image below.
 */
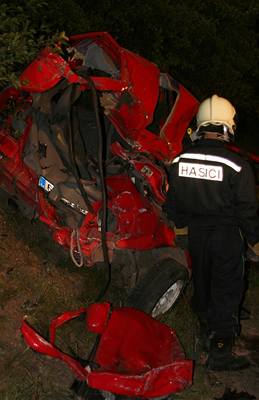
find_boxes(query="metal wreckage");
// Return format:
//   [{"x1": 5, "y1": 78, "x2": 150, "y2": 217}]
[
  {"x1": 1, "y1": 32, "x2": 258, "y2": 398},
  {"x1": 0, "y1": 31, "x2": 199, "y2": 316},
  {"x1": 0, "y1": 31, "x2": 198, "y2": 398}
]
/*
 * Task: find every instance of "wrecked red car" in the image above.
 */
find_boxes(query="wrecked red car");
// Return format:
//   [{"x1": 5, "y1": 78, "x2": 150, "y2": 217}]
[{"x1": 0, "y1": 32, "x2": 198, "y2": 315}]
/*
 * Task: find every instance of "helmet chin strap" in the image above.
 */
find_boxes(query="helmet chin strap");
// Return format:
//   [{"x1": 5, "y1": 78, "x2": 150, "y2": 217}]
[
  {"x1": 204, "y1": 132, "x2": 227, "y2": 141},
  {"x1": 216, "y1": 125, "x2": 234, "y2": 142},
  {"x1": 191, "y1": 124, "x2": 233, "y2": 142}
]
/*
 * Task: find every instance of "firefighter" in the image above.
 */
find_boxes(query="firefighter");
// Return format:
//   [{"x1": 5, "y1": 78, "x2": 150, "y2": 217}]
[{"x1": 163, "y1": 94, "x2": 259, "y2": 371}]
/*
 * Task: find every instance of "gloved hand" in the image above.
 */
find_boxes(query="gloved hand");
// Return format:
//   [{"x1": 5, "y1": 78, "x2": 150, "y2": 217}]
[
  {"x1": 247, "y1": 242, "x2": 259, "y2": 262},
  {"x1": 174, "y1": 226, "x2": 188, "y2": 249}
]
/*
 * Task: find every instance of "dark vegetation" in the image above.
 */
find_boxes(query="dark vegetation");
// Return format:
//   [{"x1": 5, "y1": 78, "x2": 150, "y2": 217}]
[
  {"x1": 1, "y1": 1, "x2": 259, "y2": 398},
  {"x1": 0, "y1": 0, "x2": 259, "y2": 150},
  {"x1": 0, "y1": 197, "x2": 258, "y2": 399}
]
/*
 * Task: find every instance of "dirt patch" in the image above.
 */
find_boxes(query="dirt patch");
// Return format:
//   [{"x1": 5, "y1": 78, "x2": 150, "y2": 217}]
[
  {"x1": 0, "y1": 200, "x2": 259, "y2": 399},
  {"x1": 160, "y1": 266, "x2": 259, "y2": 400},
  {"x1": 0, "y1": 203, "x2": 108, "y2": 399}
]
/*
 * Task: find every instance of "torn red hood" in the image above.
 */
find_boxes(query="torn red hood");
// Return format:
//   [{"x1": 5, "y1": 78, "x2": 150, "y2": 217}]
[{"x1": 19, "y1": 31, "x2": 198, "y2": 162}]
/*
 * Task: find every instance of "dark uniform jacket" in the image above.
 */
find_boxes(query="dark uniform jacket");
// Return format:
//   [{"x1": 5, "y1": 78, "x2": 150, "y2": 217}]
[{"x1": 163, "y1": 139, "x2": 259, "y2": 245}]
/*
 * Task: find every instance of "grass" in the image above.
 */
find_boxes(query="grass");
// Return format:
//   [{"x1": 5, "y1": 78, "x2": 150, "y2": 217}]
[{"x1": 0, "y1": 199, "x2": 258, "y2": 399}]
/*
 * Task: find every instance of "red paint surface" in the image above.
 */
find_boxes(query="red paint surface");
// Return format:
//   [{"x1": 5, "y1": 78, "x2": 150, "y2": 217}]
[{"x1": 21, "y1": 303, "x2": 193, "y2": 397}]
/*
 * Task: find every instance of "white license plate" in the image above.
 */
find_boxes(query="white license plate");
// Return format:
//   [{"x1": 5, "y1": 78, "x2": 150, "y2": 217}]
[{"x1": 38, "y1": 176, "x2": 54, "y2": 192}]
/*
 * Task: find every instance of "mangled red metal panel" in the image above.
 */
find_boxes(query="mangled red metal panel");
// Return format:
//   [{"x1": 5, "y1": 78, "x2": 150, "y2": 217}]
[{"x1": 21, "y1": 303, "x2": 193, "y2": 397}]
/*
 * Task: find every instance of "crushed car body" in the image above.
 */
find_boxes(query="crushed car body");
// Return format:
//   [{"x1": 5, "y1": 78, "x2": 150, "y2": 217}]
[{"x1": 0, "y1": 32, "x2": 199, "y2": 315}]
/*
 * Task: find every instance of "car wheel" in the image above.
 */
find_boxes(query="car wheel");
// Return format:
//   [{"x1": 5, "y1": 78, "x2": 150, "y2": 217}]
[{"x1": 125, "y1": 258, "x2": 189, "y2": 318}]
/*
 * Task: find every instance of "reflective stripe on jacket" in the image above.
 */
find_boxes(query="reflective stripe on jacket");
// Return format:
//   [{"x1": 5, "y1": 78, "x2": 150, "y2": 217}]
[{"x1": 163, "y1": 139, "x2": 259, "y2": 245}]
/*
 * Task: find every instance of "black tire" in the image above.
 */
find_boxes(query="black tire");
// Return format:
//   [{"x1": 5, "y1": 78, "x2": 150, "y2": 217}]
[{"x1": 125, "y1": 258, "x2": 189, "y2": 317}]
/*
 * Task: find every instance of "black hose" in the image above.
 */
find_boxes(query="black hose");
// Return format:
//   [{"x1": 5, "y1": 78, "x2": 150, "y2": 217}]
[
  {"x1": 68, "y1": 85, "x2": 94, "y2": 214},
  {"x1": 86, "y1": 76, "x2": 112, "y2": 302},
  {"x1": 70, "y1": 78, "x2": 113, "y2": 399},
  {"x1": 67, "y1": 79, "x2": 111, "y2": 300}
]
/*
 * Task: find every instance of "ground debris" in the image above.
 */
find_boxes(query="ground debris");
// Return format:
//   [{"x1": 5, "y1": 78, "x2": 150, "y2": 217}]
[{"x1": 214, "y1": 387, "x2": 256, "y2": 400}]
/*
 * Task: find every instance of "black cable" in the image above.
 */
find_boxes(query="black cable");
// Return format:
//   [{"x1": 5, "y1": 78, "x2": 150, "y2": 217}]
[
  {"x1": 86, "y1": 76, "x2": 112, "y2": 302},
  {"x1": 67, "y1": 85, "x2": 94, "y2": 214},
  {"x1": 66, "y1": 78, "x2": 111, "y2": 300}
]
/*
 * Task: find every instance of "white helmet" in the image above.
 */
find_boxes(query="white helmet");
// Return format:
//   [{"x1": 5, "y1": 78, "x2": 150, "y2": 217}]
[{"x1": 196, "y1": 94, "x2": 236, "y2": 135}]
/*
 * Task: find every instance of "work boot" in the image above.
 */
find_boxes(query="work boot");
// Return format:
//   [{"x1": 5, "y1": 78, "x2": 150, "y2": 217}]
[
  {"x1": 193, "y1": 318, "x2": 213, "y2": 362},
  {"x1": 206, "y1": 337, "x2": 250, "y2": 371}
]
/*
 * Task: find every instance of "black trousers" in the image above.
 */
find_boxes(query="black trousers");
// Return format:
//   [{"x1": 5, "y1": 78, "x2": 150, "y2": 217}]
[{"x1": 189, "y1": 224, "x2": 245, "y2": 338}]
